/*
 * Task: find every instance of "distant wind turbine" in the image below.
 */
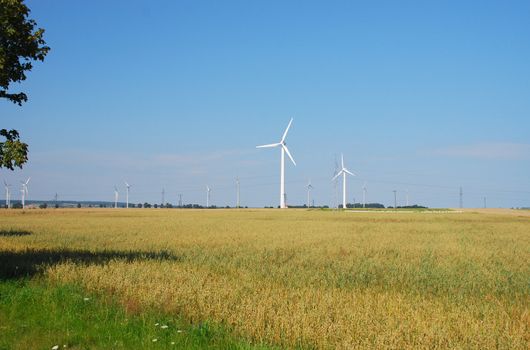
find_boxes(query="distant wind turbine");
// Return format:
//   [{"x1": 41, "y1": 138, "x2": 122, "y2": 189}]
[
  {"x1": 256, "y1": 118, "x2": 296, "y2": 209},
  {"x1": 332, "y1": 154, "x2": 356, "y2": 209},
  {"x1": 206, "y1": 185, "x2": 211, "y2": 208},
  {"x1": 21, "y1": 177, "x2": 30, "y2": 209},
  {"x1": 362, "y1": 182, "x2": 367, "y2": 208},
  {"x1": 124, "y1": 181, "x2": 131, "y2": 208},
  {"x1": 114, "y1": 186, "x2": 119, "y2": 208},
  {"x1": 236, "y1": 178, "x2": 240, "y2": 208},
  {"x1": 306, "y1": 180, "x2": 313, "y2": 208},
  {"x1": 3, "y1": 180, "x2": 11, "y2": 208}
]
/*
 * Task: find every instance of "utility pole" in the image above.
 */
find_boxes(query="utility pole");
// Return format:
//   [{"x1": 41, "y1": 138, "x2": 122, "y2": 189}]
[
  {"x1": 236, "y1": 178, "x2": 240, "y2": 208},
  {"x1": 393, "y1": 190, "x2": 397, "y2": 209},
  {"x1": 459, "y1": 187, "x2": 463, "y2": 209},
  {"x1": 54, "y1": 193, "x2": 58, "y2": 208}
]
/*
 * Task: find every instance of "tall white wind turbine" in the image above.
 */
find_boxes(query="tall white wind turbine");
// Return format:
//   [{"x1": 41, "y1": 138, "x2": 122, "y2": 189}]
[
  {"x1": 306, "y1": 180, "x2": 313, "y2": 208},
  {"x1": 21, "y1": 177, "x2": 30, "y2": 209},
  {"x1": 332, "y1": 154, "x2": 356, "y2": 209},
  {"x1": 256, "y1": 118, "x2": 296, "y2": 209},
  {"x1": 124, "y1": 181, "x2": 131, "y2": 208},
  {"x1": 4, "y1": 180, "x2": 11, "y2": 208},
  {"x1": 114, "y1": 186, "x2": 119, "y2": 208},
  {"x1": 206, "y1": 185, "x2": 211, "y2": 208}
]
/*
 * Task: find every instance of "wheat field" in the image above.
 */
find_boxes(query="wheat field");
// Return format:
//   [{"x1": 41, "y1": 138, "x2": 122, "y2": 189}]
[{"x1": 1, "y1": 209, "x2": 529, "y2": 349}]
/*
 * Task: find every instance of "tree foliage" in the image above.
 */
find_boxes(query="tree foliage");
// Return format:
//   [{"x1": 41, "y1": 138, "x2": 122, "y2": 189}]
[
  {"x1": 1, "y1": 0, "x2": 49, "y2": 170},
  {"x1": 0, "y1": 128, "x2": 27, "y2": 169},
  {"x1": 1, "y1": 0, "x2": 50, "y2": 105}
]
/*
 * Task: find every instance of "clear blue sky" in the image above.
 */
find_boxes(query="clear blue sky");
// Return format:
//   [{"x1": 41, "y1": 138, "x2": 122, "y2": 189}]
[{"x1": 2, "y1": 0, "x2": 529, "y2": 208}]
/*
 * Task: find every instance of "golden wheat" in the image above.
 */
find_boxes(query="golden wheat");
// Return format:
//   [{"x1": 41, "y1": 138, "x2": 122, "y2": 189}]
[{"x1": 1, "y1": 209, "x2": 529, "y2": 349}]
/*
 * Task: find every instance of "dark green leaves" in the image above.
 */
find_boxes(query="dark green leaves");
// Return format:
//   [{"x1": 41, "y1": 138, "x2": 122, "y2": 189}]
[
  {"x1": 0, "y1": 128, "x2": 28, "y2": 170},
  {"x1": 0, "y1": 0, "x2": 50, "y2": 105}
]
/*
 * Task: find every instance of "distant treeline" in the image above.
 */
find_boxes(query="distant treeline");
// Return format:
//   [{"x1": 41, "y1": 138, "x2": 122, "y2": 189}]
[{"x1": 4, "y1": 201, "x2": 427, "y2": 210}]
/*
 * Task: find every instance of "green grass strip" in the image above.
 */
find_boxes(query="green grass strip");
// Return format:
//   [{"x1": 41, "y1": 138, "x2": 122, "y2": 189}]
[{"x1": 0, "y1": 279, "x2": 273, "y2": 350}]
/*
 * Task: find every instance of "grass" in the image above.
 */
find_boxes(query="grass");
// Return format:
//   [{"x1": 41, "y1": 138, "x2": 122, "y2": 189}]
[
  {"x1": 0, "y1": 279, "x2": 272, "y2": 350},
  {"x1": 0, "y1": 208, "x2": 529, "y2": 349}
]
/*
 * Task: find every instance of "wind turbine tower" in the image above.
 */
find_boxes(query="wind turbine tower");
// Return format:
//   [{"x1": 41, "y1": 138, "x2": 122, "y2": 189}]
[
  {"x1": 124, "y1": 181, "x2": 131, "y2": 208},
  {"x1": 236, "y1": 178, "x2": 240, "y2": 208},
  {"x1": 256, "y1": 118, "x2": 296, "y2": 209},
  {"x1": 362, "y1": 182, "x2": 367, "y2": 208},
  {"x1": 161, "y1": 188, "x2": 165, "y2": 206},
  {"x1": 306, "y1": 180, "x2": 313, "y2": 208},
  {"x1": 406, "y1": 189, "x2": 409, "y2": 207},
  {"x1": 3, "y1": 181, "x2": 11, "y2": 208},
  {"x1": 21, "y1": 178, "x2": 30, "y2": 209},
  {"x1": 114, "y1": 186, "x2": 119, "y2": 208},
  {"x1": 206, "y1": 186, "x2": 211, "y2": 208},
  {"x1": 332, "y1": 154, "x2": 356, "y2": 209}
]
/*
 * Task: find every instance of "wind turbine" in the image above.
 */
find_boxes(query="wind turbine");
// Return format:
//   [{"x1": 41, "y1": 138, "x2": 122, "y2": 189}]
[
  {"x1": 124, "y1": 181, "x2": 131, "y2": 208},
  {"x1": 362, "y1": 182, "x2": 367, "y2": 208},
  {"x1": 21, "y1": 177, "x2": 30, "y2": 209},
  {"x1": 114, "y1": 186, "x2": 119, "y2": 208},
  {"x1": 206, "y1": 186, "x2": 211, "y2": 208},
  {"x1": 256, "y1": 118, "x2": 296, "y2": 209},
  {"x1": 332, "y1": 154, "x2": 356, "y2": 209},
  {"x1": 236, "y1": 178, "x2": 240, "y2": 208},
  {"x1": 3, "y1": 180, "x2": 11, "y2": 208},
  {"x1": 306, "y1": 180, "x2": 313, "y2": 208}
]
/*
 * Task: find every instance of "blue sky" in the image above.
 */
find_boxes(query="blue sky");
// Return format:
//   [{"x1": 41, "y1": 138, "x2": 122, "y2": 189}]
[{"x1": 1, "y1": 0, "x2": 529, "y2": 208}]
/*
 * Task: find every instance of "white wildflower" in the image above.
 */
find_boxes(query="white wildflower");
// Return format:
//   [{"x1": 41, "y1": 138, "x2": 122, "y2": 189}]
[
  {"x1": 161, "y1": 325, "x2": 168, "y2": 329},
  {"x1": 51, "y1": 346, "x2": 59, "y2": 350},
  {"x1": 152, "y1": 338, "x2": 158, "y2": 342}
]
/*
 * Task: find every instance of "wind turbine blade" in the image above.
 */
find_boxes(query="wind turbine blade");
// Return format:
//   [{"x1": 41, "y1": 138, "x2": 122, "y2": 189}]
[
  {"x1": 341, "y1": 154, "x2": 344, "y2": 169},
  {"x1": 125, "y1": 181, "x2": 129, "y2": 187},
  {"x1": 283, "y1": 145, "x2": 296, "y2": 166},
  {"x1": 281, "y1": 118, "x2": 293, "y2": 143},
  {"x1": 256, "y1": 143, "x2": 281, "y2": 148},
  {"x1": 332, "y1": 171, "x2": 343, "y2": 181},
  {"x1": 344, "y1": 168, "x2": 356, "y2": 176}
]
